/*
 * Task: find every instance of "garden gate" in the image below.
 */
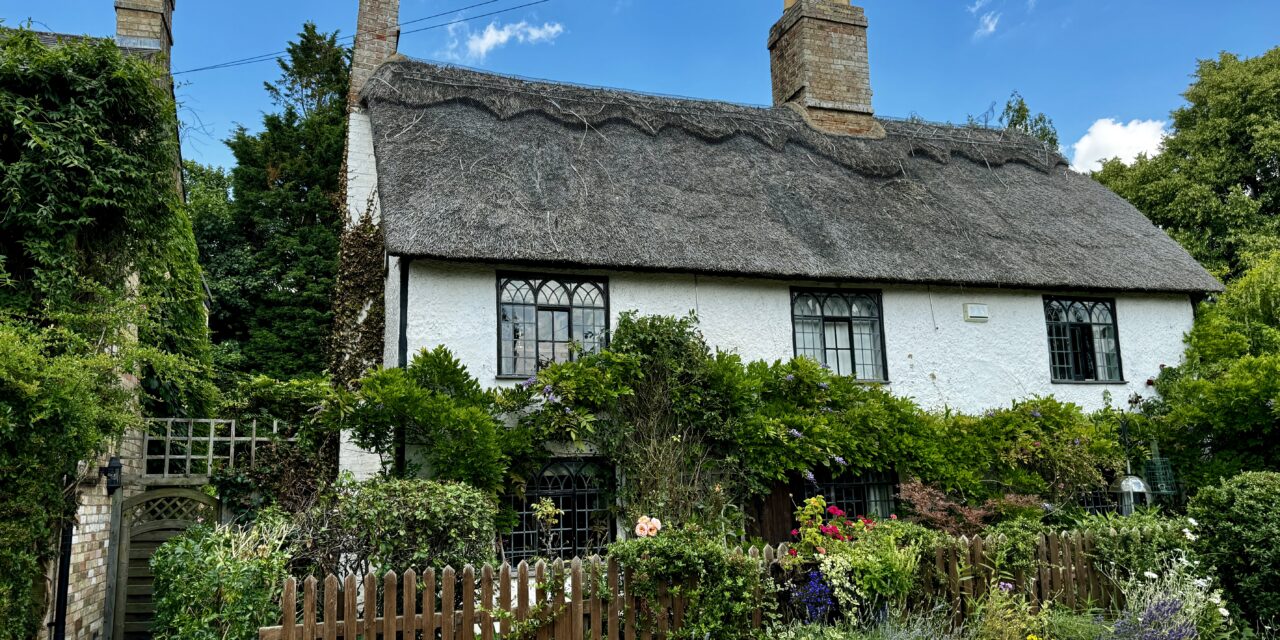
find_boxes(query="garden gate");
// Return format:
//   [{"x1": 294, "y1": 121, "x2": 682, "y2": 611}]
[{"x1": 112, "y1": 487, "x2": 218, "y2": 639}]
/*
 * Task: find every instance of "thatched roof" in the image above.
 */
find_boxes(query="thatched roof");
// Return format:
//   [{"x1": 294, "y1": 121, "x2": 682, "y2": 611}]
[{"x1": 362, "y1": 59, "x2": 1221, "y2": 294}]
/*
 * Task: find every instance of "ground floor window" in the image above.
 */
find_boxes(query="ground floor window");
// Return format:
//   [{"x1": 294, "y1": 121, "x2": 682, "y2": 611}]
[
  {"x1": 503, "y1": 459, "x2": 614, "y2": 562},
  {"x1": 804, "y1": 470, "x2": 897, "y2": 519}
]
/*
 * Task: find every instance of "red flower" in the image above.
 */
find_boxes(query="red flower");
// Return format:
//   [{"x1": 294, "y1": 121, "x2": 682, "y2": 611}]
[
  {"x1": 890, "y1": 514, "x2": 898, "y2": 520},
  {"x1": 791, "y1": 529, "x2": 799, "y2": 537},
  {"x1": 826, "y1": 505, "x2": 845, "y2": 517},
  {"x1": 815, "y1": 547, "x2": 826, "y2": 555},
  {"x1": 788, "y1": 548, "x2": 798, "y2": 557}
]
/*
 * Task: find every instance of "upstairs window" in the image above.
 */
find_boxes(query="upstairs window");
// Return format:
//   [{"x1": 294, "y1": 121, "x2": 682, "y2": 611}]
[
  {"x1": 792, "y1": 290, "x2": 887, "y2": 381},
  {"x1": 499, "y1": 275, "x2": 607, "y2": 377},
  {"x1": 1044, "y1": 297, "x2": 1123, "y2": 382}
]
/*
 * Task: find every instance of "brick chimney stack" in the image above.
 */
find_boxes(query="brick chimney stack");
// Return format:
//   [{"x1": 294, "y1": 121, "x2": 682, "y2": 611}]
[
  {"x1": 768, "y1": 0, "x2": 885, "y2": 138},
  {"x1": 115, "y1": 0, "x2": 175, "y2": 71},
  {"x1": 349, "y1": 0, "x2": 401, "y2": 107}
]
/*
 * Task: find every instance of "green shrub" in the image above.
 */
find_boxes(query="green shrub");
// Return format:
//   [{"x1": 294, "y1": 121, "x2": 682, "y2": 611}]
[
  {"x1": 150, "y1": 516, "x2": 292, "y2": 640},
  {"x1": 0, "y1": 321, "x2": 136, "y2": 638},
  {"x1": 609, "y1": 524, "x2": 769, "y2": 640},
  {"x1": 295, "y1": 476, "x2": 497, "y2": 576},
  {"x1": 1188, "y1": 471, "x2": 1280, "y2": 624}
]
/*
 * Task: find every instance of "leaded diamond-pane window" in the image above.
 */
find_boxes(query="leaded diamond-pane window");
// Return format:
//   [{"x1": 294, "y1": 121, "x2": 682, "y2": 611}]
[
  {"x1": 1043, "y1": 297, "x2": 1123, "y2": 382},
  {"x1": 504, "y1": 459, "x2": 614, "y2": 562},
  {"x1": 792, "y1": 290, "x2": 886, "y2": 381},
  {"x1": 499, "y1": 276, "x2": 607, "y2": 376}
]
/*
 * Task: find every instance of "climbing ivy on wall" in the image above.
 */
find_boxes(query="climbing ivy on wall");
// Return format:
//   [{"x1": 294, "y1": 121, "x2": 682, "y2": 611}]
[{"x1": 0, "y1": 28, "x2": 214, "y2": 637}]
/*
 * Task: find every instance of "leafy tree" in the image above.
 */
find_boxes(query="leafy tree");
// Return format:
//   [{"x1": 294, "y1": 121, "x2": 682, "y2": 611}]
[
  {"x1": 1000, "y1": 90, "x2": 1059, "y2": 148},
  {"x1": 1095, "y1": 47, "x2": 1280, "y2": 281},
  {"x1": 1147, "y1": 254, "x2": 1280, "y2": 486},
  {"x1": 967, "y1": 90, "x2": 1059, "y2": 148},
  {"x1": 196, "y1": 23, "x2": 350, "y2": 380}
]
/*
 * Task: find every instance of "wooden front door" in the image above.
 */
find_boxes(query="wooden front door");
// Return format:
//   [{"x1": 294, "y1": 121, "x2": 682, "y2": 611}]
[{"x1": 112, "y1": 488, "x2": 218, "y2": 640}]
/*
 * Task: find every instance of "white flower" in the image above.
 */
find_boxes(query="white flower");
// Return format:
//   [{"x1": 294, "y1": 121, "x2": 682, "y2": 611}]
[
  {"x1": 1144, "y1": 571, "x2": 1159, "y2": 580},
  {"x1": 1187, "y1": 517, "x2": 1198, "y2": 527},
  {"x1": 1183, "y1": 528, "x2": 1198, "y2": 541},
  {"x1": 1219, "y1": 607, "x2": 1230, "y2": 618},
  {"x1": 1210, "y1": 593, "x2": 1222, "y2": 605},
  {"x1": 1194, "y1": 578, "x2": 1209, "y2": 589}
]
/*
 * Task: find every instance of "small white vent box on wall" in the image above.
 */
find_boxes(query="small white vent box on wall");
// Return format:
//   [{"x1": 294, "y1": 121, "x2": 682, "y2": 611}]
[{"x1": 963, "y1": 303, "x2": 990, "y2": 322}]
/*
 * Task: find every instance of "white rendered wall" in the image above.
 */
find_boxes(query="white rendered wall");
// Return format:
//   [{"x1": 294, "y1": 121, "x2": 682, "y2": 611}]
[
  {"x1": 389, "y1": 260, "x2": 1194, "y2": 414},
  {"x1": 336, "y1": 109, "x2": 386, "y2": 480},
  {"x1": 345, "y1": 109, "x2": 380, "y2": 225}
]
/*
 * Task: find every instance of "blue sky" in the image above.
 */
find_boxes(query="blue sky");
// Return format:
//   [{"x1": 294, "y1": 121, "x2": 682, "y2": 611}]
[{"x1": 5, "y1": 1, "x2": 1278, "y2": 172}]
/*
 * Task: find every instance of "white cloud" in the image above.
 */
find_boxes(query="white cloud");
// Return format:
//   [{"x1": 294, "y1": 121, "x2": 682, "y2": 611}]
[
  {"x1": 967, "y1": 0, "x2": 991, "y2": 13},
  {"x1": 1027, "y1": 0, "x2": 1038, "y2": 9},
  {"x1": 439, "y1": 20, "x2": 565, "y2": 63},
  {"x1": 973, "y1": 11, "x2": 1001, "y2": 38},
  {"x1": 1070, "y1": 118, "x2": 1168, "y2": 172}
]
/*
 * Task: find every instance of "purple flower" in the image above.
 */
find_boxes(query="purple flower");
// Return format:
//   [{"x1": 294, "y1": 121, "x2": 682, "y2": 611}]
[
  {"x1": 1073, "y1": 437, "x2": 1082, "y2": 445},
  {"x1": 820, "y1": 362, "x2": 830, "y2": 370},
  {"x1": 1031, "y1": 410, "x2": 1042, "y2": 418},
  {"x1": 821, "y1": 407, "x2": 834, "y2": 413},
  {"x1": 984, "y1": 409, "x2": 996, "y2": 418},
  {"x1": 785, "y1": 374, "x2": 795, "y2": 381},
  {"x1": 562, "y1": 406, "x2": 572, "y2": 414},
  {"x1": 792, "y1": 571, "x2": 834, "y2": 623},
  {"x1": 542, "y1": 385, "x2": 553, "y2": 396},
  {"x1": 998, "y1": 581, "x2": 1014, "y2": 593},
  {"x1": 817, "y1": 382, "x2": 829, "y2": 390},
  {"x1": 803, "y1": 470, "x2": 816, "y2": 484},
  {"x1": 546, "y1": 393, "x2": 562, "y2": 404},
  {"x1": 832, "y1": 456, "x2": 847, "y2": 466},
  {"x1": 788, "y1": 428, "x2": 804, "y2": 439},
  {"x1": 521, "y1": 377, "x2": 538, "y2": 389}
]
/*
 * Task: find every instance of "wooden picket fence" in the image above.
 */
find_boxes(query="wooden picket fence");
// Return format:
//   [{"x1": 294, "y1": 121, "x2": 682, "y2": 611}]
[
  {"x1": 260, "y1": 532, "x2": 1128, "y2": 639},
  {"x1": 921, "y1": 530, "x2": 1118, "y2": 624},
  {"x1": 258, "y1": 552, "x2": 758, "y2": 640}
]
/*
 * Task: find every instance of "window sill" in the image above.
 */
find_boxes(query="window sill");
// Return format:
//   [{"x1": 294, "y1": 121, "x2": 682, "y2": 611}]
[
  {"x1": 1050, "y1": 380, "x2": 1127, "y2": 385},
  {"x1": 496, "y1": 374, "x2": 535, "y2": 381}
]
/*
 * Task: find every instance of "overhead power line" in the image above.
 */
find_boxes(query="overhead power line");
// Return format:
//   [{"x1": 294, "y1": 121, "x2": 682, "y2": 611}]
[{"x1": 172, "y1": 0, "x2": 551, "y2": 76}]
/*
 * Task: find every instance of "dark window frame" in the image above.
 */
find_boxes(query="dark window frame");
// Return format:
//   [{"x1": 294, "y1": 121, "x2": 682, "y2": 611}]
[
  {"x1": 503, "y1": 458, "x2": 615, "y2": 562},
  {"x1": 802, "y1": 470, "x2": 899, "y2": 520},
  {"x1": 789, "y1": 288, "x2": 889, "y2": 382},
  {"x1": 496, "y1": 273, "x2": 610, "y2": 379},
  {"x1": 1042, "y1": 295, "x2": 1125, "y2": 383}
]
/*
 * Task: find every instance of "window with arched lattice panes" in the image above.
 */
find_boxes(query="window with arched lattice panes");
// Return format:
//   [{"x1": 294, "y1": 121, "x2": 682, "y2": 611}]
[
  {"x1": 802, "y1": 470, "x2": 898, "y2": 519},
  {"x1": 791, "y1": 289, "x2": 887, "y2": 381},
  {"x1": 504, "y1": 459, "x2": 614, "y2": 562},
  {"x1": 1043, "y1": 296, "x2": 1123, "y2": 382},
  {"x1": 499, "y1": 275, "x2": 608, "y2": 376}
]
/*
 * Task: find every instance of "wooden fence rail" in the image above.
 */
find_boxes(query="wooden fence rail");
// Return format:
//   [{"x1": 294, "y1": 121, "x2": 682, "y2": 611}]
[{"x1": 260, "y1": 532, "x2": 1127, "y2": 639}]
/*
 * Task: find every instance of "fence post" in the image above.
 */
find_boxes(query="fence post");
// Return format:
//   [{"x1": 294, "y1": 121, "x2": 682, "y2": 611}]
[
  {"x1": 481, "y1": 564, "x2": 495, "y2": 640},
  {"x1": 425, "y1": 568, "x2": 439, "y2": 637},
  {"x1": 442, "y1": 566, "x2": 457, "y2": 640},
  {"x1": 282, "y1": 577, "x2": 296, "y2": 640},
  {"x1": 343, "y1": 574, "x2": 357, "y2": 640},
  {"x1": 499, "y1": 563, "x2": 513, "y2": 636},
  {"x1": 404, "y1": 568, "x2": 419, "y2": 637},
  {"x1": 303, "y1": 576, "x2": 316, "y2": 640},
  {"x1": 323, "y1": 575, "x2": 337, "y2": 640},
  {"x1": 572, "y1": 558, "x2": 584, "y2": 640}
]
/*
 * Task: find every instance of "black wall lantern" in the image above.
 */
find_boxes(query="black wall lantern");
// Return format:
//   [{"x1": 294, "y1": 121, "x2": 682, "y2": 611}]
[{"x1": 99, "y1": 456, "x2": 123, "y2": 495}]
